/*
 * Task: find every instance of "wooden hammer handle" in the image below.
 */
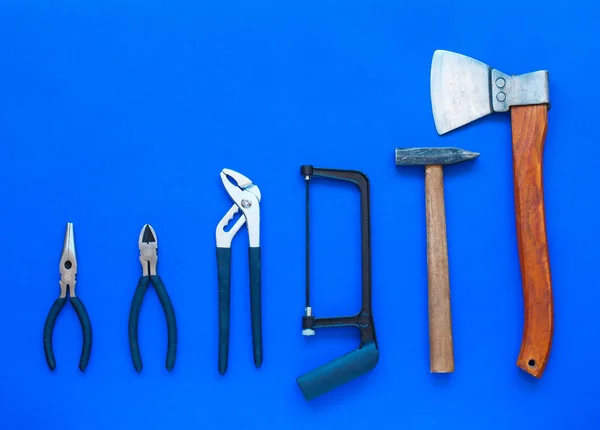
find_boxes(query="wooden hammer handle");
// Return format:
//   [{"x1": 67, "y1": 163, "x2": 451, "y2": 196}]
[
  {"x1": 425, "y1": 164, "x2": 454, "y2": 373},
  {"x1": 511, "y1": 104, "x2": 554, "y2": 378}
]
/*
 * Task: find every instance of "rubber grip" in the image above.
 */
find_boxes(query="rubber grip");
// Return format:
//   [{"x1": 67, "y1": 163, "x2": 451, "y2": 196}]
[
  {"x1": 296, "y1": 341, "x2": 379, "y2": 401},
  {"x1": 217, "y1": 247, "x2": 232, "y2": 375},
  {"x1": 128, "y1": 276, "x2": 150, "y2": 373},
  {"x1": 151, "y1": 275, "x2": 178, "y2": 371},
  {"x1": 43, "y1": 297, "x2": 68, "y2": 371},
  {"x1": 249, "y1": 247, "x2": 262, "y2": 368},
  {"x1": 70, "y1": 297, "x2": 93, "y2": 372}
]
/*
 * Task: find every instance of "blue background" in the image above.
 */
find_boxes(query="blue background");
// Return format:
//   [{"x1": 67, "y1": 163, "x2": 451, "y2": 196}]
[{"x1": 0, "y1": 0, "x2": 597, "y2": 429}]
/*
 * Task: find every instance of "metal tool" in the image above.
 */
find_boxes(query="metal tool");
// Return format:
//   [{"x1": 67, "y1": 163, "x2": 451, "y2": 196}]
[
  {"x1": 430, "y1": 49, "x2": 553, "y2": 377},
  {"x1": 128, "y1": 224, "x2": 177, "y2": 373},
  {"x1": 296, "y1": 165, "x2": 379, "y2": 401},
  {"x1": 216, "y1": 168, "x2": 262, "y2": 375},
  {"x1": 395, "y1": 147, "x2": 479, "y2": 373},
  {"x1": 43, "y1": 222, "x2": 92, "y2": 372}
]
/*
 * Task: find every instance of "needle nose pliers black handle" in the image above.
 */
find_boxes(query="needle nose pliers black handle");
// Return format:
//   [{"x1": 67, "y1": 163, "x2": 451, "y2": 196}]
[
  {"x1": 128, "y1": 224, "x2": 178, "y2": 373},
  {"x1": 43, "y1": 222, "x2": 93, "y2": 372}
]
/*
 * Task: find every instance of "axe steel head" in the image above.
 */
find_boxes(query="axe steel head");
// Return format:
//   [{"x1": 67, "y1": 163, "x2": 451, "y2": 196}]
[{"x1": 430, "y1": 50, "x2": 550, "y2": 135}]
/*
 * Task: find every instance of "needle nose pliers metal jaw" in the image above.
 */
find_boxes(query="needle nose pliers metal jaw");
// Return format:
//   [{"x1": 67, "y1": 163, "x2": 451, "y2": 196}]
[
  {"x1": 216, "y1": 168, "x2": 262, "y2": 374},
  {"x1": 128, "y1": 224, "x2": 178, "y2": 373},
  {"x1": 43, "y1": 223, "x2": 93, "y2": 372}
]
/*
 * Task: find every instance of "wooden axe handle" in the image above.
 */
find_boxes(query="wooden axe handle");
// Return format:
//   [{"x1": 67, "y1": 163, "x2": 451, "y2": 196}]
[
  {"x1": 511, "y1": 104, "x2": 554, "y2": 378},
  {"x1": 425, "y1": 165, "x2": 454, "y2": 373}
]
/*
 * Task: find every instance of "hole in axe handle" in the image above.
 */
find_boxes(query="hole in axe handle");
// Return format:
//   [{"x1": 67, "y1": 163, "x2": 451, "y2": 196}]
[{"x1": 528, "y1": 359, "x2": 536, "y2": 368}]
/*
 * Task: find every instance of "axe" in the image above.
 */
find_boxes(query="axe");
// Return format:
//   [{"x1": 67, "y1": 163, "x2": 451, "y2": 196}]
[{"x1": 430, "y1": 50, "x2": 553, "y2": 377}]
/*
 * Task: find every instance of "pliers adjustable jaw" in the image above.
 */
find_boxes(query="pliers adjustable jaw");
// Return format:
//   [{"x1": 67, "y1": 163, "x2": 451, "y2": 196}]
[
  {"x1": 139, "y1": 224, "x2": 158, "y2": 276},
  {"x1": 216, "y1": 168, "x2": 261, "y2": 248},
  {"x1": 216, "y1": 168, "x2": 263, "y2": 375}
]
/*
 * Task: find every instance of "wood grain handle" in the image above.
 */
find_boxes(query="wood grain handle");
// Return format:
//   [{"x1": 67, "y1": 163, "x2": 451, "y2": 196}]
[
  {"x1": 425, "y1": 165, "x2": 454, "y2": 373},
  {"x1": 511, "y1": 104, "x2": 554, "y2": 378}
]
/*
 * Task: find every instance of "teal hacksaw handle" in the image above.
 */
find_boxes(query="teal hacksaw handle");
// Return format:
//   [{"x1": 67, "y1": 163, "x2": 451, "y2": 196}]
[
  {"x1": 43, "y1": 297, "x2": 68, "y2": 371},
  {"x1": 128, "y1": 276, "x2": 150, "y2": 373},
  {"x1": 249, "y1": 246, "x2": 262, "y2": 368},
  {"x1": 217, "y1": 247, "x2": 232, "y2": 375},
  {"x1": 296, "y1": 341, "x2": 379, "y2": 401},
  {"x1": 70, "y1": 296, "x2": 93, "y2": 372},
  {"x1": 150, "y1": 275, "x2": 177, "y2": 371}
]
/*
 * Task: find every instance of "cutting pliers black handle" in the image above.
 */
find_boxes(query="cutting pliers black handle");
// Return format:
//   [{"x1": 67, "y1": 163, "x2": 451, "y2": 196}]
[
  {"x1": 43, "y1": 295, "x2": 93, "y2": 372},
  {"x1": 128, "y1": 275, "x2": 177, "y2": 372}
]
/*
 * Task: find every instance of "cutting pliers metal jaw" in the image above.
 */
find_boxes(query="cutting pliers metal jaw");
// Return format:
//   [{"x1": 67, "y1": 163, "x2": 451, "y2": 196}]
[
  {"x1": 43, "y1": 223, "x2": 93, "y2": 372},
  {"x1": 216, "y1": 168, "x2": 262, "y2": 375},
  {"x1": 139, "y1": 225, "x2": 158, "y2": 277},
  {"x1": 128, "y1": 224, "x2": 177, "y2": 373}
]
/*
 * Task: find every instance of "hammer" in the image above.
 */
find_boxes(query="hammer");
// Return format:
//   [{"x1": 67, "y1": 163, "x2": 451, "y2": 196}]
[
  {"x1": 430, "y1": 50, "x2": 553, "y2": 377},
  {"x1": 395, "y1": 147, "x2": 478, "y2": 373}
]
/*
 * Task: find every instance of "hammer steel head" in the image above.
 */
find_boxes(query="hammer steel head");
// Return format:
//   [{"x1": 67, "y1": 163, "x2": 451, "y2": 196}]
[
  {"x1": 430, "y1": 50, "x2": 550, "y2": 135},
  {"x1": 395, "y1": 147, "x2": 479, "y2": 166}
]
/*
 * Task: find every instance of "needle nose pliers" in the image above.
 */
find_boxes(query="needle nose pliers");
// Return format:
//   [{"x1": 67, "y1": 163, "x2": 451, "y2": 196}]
[
  {"x1": 128, "y1": 224, "x2": 178, "y2": 373},
  {"x1": 216, "y1": 168, "x2": 262, "y2": 374},
  {"x1": 43, "y1": 222, "x2": 93, "y2": 372}
]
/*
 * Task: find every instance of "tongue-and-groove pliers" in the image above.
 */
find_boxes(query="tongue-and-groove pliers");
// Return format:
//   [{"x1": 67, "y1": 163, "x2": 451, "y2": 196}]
[{"x1": 216, "y1": 168, "x2": 262, "y2": 374}]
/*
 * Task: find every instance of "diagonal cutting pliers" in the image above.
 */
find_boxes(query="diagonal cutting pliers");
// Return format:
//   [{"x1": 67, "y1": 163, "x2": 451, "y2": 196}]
[
  {"x1": 216, "y1": 168, "x2": 262, "y2": 374},
  {"x1": 128, "y1": 224, "x2": 178, "y2": 373},
  {"x1": 43, "y1": 222, "x2": 93, "y2": 372}
]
